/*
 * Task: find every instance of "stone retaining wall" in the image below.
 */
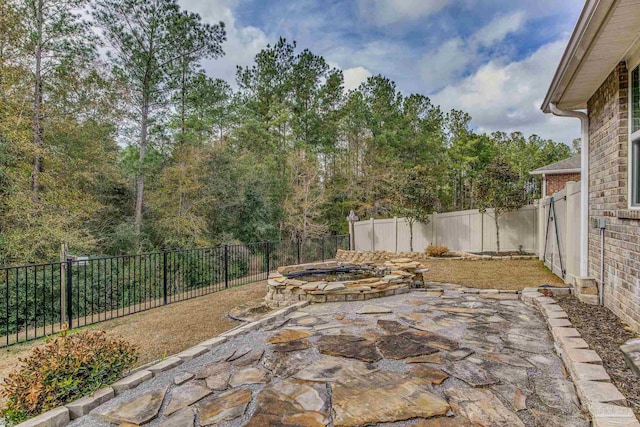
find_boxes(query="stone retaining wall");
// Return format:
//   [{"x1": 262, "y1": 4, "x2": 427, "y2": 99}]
[{"x1": 264, "y1": 259, "x2": 427, "y2": 306}]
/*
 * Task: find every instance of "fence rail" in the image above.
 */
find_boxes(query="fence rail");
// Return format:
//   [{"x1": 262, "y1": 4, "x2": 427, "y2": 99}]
[{"x1": 0, "y1": 235, "x2": 349, "y2": 348}]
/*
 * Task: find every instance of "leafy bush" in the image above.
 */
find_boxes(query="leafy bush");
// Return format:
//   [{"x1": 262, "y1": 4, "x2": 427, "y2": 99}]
[
  {"x1": 1, "y1": 331, "x2": 138, "y2": 424},
  {"x1": 426, "y1": 245, "x2": 449, "y2": 257}
]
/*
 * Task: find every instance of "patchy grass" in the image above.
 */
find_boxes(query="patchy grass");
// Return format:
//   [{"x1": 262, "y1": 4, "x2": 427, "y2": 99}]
[
  {"x1": 421, "y1": 259, "x2": 565, "y2": 290},
  {"x1": 0, "y1": 281, "x2": 267, "y2": 408}
]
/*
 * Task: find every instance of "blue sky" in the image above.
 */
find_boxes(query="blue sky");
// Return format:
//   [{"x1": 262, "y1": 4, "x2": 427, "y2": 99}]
[{"x1": 180, "y1": 0, "x2": 586, "y2": 145}]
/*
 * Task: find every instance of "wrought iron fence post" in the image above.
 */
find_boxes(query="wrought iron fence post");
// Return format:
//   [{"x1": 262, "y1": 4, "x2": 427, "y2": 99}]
[
  {"x1": 265, "y1": 241, "x2": 270, "y2": 279},
  {"x1": 66, "y1": 258, "x2": 73, "y2": 329},
  {"x1": 163, "y1": 251, "x2": 168, "y2": 305},
  {"x1": 297, "y1": 239, "x2": 301, "y2": 265},
  {"x1": 321, "y1": 237, "x2": 325, "y2": 261},
  {"x1": 224, "y1": 245, "x2": 229, "y2": 288}
]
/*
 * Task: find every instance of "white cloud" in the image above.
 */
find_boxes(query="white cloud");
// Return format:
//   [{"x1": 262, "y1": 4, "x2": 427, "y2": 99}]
[
  {"x1": 358, "y1": 0, "x2": 452, "y2": 25},
  {"x1": 419, "y1": 38, "x2": 472, "y2": 92},
  {"x1": 472, "y1": 11, "x2": 525, "y2": 47},
  {"x1": 179, "y1": 0, "x2": 269, "y2": 86},
  {"x1": 343, "y1": 66, "x2": 373, "y2": 91},
  {"x1": 324, "y1": 39, "x2": 414, "y2": 86},
  {"x1": 431, "y1": 39, "x2": 580, "y2": 144},
  {"x1": 419, "y1": 11, "x2": 525, "y2": 92}
]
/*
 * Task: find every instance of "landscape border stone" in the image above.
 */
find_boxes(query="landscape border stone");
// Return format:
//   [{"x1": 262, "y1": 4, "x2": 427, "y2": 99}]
[
  {"x1": 147, "y1": 357, "x2": 183, "y2": 375},
  {"x1": 620, "y1": 338, "x2": 640, "y2": 377},
  {"x1": 16, "y1": 407, "x2": 69, "y2": 427},
  {"x1": 111, "y1": 370, "x2": 153, "y2": 395},
  {"x1": 521, "y1": 287, "x2": 640, "y2": 426},
  {"x1": 175, "y1": 345, "x2": 209, "y2": 361},
  {"x1": 65, "y1": 387, "x2": 114, "y2": 419}
]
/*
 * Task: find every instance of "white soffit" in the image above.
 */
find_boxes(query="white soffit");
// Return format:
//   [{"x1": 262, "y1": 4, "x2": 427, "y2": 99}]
[{"x1": 542, "y1": 0, "x2": 640, "y2": 112}]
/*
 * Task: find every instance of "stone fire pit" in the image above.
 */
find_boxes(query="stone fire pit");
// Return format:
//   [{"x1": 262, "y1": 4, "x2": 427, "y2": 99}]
[{"x1": 265, "y1": 259, "x2": 428, "y2": 306}]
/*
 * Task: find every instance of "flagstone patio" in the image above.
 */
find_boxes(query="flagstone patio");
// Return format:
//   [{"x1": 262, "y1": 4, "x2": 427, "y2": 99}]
[{"x1": 70, "y1": 286, "x2": 590, "y2": 427}]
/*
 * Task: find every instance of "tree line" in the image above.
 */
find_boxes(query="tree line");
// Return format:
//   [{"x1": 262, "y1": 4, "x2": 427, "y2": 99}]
[{"x1": 0, "y1": 0, "x2": 574, "y2": 265}]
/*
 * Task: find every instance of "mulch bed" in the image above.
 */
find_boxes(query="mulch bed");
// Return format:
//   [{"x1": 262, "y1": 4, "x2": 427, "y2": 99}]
[{"x1": 555, "y1": 294, "x2": 640, "y2": 418}]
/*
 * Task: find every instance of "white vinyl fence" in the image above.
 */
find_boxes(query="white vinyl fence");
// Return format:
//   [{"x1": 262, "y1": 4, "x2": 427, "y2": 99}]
[
  {"x1": 351, "y1": 180, "x2": 582, "y2": 285},
  {"x1": 352, "y1": 205, "x2": 539, "y2": 254},
  {"x1": 538, "y1": 181, "x2": 581, "y2": 284}
]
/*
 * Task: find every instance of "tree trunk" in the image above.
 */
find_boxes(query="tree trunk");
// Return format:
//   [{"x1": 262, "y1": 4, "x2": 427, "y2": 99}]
[
  {"x1": 494, "y1": 212, "x2": 500, "y2": 254},
  {"x1": 180, "y1": 61, "x2": 186, "y2": 144},
  {"x1": 134, "y1": 93, "x2": 149, "y2": 250},
  {"x1": 31, "y1": 0, "x2": 44, "y2": 202}
]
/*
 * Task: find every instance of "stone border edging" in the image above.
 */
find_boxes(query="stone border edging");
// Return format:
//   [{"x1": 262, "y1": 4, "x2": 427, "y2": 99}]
[
  {"x1": 621, "y1": 338, "x2": 640, "y2": 377},
  {"x1": 452, "y1": 251, "x2": 538, "y2": 261},
  {"x1": 16, "y1": 301, "x2": 310, "y2": 427},
  {"x1": 521, "y1": 288, "x2": 640, "y2": 427}
]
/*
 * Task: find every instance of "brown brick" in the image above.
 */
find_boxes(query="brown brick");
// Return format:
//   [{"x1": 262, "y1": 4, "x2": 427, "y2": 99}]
[{"x1": 587, "y1": 62, "x2": 640, "y2": 333}]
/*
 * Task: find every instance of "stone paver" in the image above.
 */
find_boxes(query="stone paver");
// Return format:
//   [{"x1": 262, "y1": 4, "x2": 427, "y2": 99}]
[
  {"x1": 93, "y1": 385, "x2": 167, "y2": 425},
  {"x1": 173, "y1": 372, "x2": 194, "y2": 385},
  {"x1": 70, "y1": 287, "x2": 593, "y2": 427},
  {"x1": 245, "y1": 379, "x2": 330, "y2": 426},
  {"x1": 198, "y1": 388, "x2": 252, "y2": 426},
  {"x1": 266, "y1": 329, "x2": 312, "y2": 343},
  {"x1": 332, "y1": 370, "x2": 450, "y2": 426},
  {"x1": 316, "y1": 334, "x2": 382, "y2": 362},
  {"x1": 156, "y1": 407, "x2": 194, "y2": 427},
  {"x1": 163, "y1": 383, "x2": 211, "y2": 416},
  {"x1": 445, "y1": 385, "x2": 525, "y2": 426}
]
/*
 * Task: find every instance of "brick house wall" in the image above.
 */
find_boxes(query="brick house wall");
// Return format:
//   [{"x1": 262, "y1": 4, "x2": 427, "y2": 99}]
[
  {"x1": 545, "y1": 173, "x2": 581, "y2": 196},
  {"x1": 587, "y1": 61, "x2": 640, "y2": 332}
]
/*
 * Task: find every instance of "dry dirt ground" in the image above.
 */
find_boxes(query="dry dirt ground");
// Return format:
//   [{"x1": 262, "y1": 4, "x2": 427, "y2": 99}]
[
  {"x1": 0, "y1": 281, "x2": 267, "y2": 407},
  {"x1": 421, "y1": 258, "x2": 565, "y2": 290}
]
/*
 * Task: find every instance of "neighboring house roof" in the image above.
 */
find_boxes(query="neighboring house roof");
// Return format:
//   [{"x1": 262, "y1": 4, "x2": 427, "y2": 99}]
[
  {"x1": 530, "y1": 155, "x2": 581, "y2": 176},
  {"x1": 541, "y1": 0, "x2": 640, "y2": 113}
]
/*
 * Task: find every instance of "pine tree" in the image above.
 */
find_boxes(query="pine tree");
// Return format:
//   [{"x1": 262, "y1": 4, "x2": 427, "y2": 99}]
[{"x1": 94, "y1": 0, "x2": 225, "y2": 249}]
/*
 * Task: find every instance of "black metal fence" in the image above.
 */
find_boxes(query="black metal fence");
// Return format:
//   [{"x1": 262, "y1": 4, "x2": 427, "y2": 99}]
[{"x1": 0, "y1": 235, "x2": 350, "y2": 348}]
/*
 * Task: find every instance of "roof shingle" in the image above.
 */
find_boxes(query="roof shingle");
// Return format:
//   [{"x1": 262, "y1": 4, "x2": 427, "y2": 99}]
[{"x1": 530, "y1": 154, "x2": 581, "y2": 175}]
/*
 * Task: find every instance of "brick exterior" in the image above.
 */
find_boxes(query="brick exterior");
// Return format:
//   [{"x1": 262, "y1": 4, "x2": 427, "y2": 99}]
[
  {"x1": 545, "y1": 173, "x2": 581, "y2": 197},
  {"x1": 587, "y1": 61, "x2": 640, "y2": 332}
]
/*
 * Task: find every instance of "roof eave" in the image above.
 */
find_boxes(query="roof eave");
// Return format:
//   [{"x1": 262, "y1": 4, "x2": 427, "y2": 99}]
[
  {"x1": 530, "y1": 168, "x2": 582, "y2": 176},
  {"x1": 541, "y1": 0, "x2": 617, "y2": 113}
]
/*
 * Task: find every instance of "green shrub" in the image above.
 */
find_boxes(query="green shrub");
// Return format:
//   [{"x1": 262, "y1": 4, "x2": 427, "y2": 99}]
[
  {"x1": 1, "y1": 331, "x2": 138, "y2": 424},
  {"x1": 426, "y1": 245, "x2": 449, "y2": 257}
]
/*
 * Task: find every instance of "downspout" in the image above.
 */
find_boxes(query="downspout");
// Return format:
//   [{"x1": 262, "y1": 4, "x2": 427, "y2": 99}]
[{"x1": 550, "y1": 104, "x2": 589, "y2": 278}]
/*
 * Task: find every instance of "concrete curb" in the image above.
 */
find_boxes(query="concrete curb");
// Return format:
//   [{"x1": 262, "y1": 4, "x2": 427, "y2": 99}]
[
  {"x1": 16, "y1": 301, "x2": 309, "y2": 427},
  {"x1": 521, "y1": 288, "x2": 640, "y2": 427}
]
